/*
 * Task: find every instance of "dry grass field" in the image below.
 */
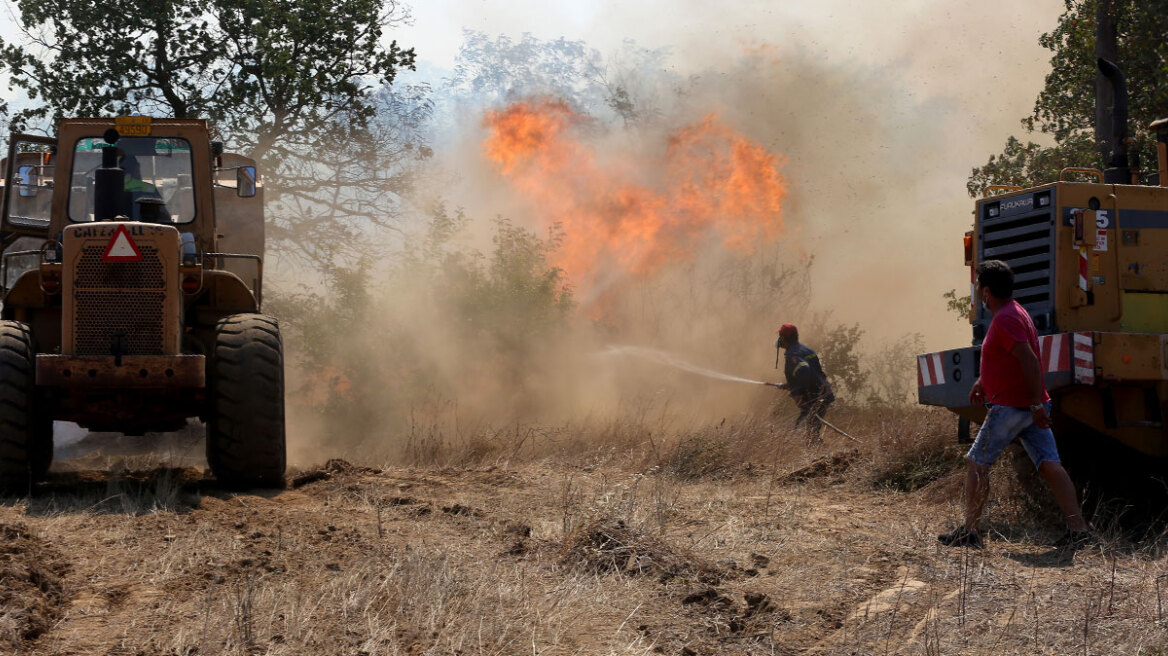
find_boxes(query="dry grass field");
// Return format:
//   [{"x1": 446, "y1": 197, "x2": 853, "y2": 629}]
[{"x1": 3, "y1": 406, "x2": 1168, "y2": 655}]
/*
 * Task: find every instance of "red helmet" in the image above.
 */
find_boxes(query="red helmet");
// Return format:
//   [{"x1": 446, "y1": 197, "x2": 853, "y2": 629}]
[{"x1": 775, "y1": 323, "x2": 798, "y2": 341}]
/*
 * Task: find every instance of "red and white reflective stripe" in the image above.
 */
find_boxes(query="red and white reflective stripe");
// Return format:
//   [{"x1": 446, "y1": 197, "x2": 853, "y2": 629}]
[
  {"x1": 1078, "y1": 247, "x2": 1089, "y2": 291},
  {"x1": 1073, "y1": 332, "x2": 1095, "y2": 384},
  {"x1": 917, "y1": 353, "x2": 945, "y2": 387},
  {"x1": 1037, "y1": 333, "x2": 1071, "y2": 373}
]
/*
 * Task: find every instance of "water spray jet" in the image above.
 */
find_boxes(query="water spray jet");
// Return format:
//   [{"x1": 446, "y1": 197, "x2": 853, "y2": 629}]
[{"x1": 596, "y1": 346, "x2": 862, "y2": 442}]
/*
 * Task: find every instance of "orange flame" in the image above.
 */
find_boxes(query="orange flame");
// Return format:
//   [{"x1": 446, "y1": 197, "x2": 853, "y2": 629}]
[{"x1": 482, "y1": 99, "x2": 787, "y2": 292}]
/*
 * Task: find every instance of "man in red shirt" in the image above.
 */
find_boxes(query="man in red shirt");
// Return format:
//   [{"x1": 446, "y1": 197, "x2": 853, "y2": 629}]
[{"x1": 938, "y1": 260, "x2": 1091, "y2": 548}]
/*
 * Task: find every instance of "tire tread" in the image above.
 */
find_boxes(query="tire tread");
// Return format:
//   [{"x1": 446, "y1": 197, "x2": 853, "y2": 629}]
[{"x1": 205, "y1": 313, "x2": 286, "y2": 488}]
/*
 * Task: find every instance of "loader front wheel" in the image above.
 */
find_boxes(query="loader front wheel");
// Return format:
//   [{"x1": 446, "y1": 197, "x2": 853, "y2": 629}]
[
  {"x1": 0, "y1": 321, "x2": 50, "y2": 491},
  {"x1": 206, "y1": 314, "x2": 286, "y2": 488}
]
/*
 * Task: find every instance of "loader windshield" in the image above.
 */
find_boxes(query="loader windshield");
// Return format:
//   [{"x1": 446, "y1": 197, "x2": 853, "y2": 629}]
[{"x1": 68, "y1": 136, "x2": 196, "y2": 223}]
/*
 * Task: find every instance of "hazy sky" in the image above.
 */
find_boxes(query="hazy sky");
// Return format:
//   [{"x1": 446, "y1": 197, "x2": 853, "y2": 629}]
[
  {"x1": 397, "y1": 0, "x2": 1063, "y2": 99},
  {"x1": 0, "y1": 0, "x2": 1065, "y2": 151}
]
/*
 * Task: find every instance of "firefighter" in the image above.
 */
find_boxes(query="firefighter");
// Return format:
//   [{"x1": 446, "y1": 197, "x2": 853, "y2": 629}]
[{"x1": 775, "y1": 323, "x2": 835, "y2": 442}]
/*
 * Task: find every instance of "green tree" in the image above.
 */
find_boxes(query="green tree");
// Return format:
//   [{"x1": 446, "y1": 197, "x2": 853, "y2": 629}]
[
  {"x1": 442, "y1": 218, "x2": 575, "y2": 365},
  {"x1": 968, "y1": 1, "x2": 1168, "y2": 196},
  {"x1": 817, "y1": 321, "x2": 869, "y2": 401},
  {"x1": 1, "y1": 0, "x2": 420, "y2": 264}
]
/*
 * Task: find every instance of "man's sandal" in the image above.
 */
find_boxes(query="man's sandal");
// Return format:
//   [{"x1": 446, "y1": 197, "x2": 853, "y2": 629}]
[{"x1": 937, "y1": 526, "x2": 983, "y2": 548}]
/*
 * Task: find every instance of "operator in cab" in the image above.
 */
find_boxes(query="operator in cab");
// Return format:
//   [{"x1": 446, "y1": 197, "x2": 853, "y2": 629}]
[{"x1": 120, "y1": 154, "x2": 170, "y2": 222}]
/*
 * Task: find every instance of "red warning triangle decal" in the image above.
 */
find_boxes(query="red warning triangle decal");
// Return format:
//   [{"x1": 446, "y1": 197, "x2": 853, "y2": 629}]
[{"x1": 102, "y1": 225, "x2": 143, "y2": 262}]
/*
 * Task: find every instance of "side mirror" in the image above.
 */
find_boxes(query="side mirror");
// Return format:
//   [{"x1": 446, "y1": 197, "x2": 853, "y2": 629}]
[
  {"x1": 237, "y1": 166, "x2": 257, "y2": 198},
  {"x1": 17, "y1": 165, "x2": 37, "y2": 197}
]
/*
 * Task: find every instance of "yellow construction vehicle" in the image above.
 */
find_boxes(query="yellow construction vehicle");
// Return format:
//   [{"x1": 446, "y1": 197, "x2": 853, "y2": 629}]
[
  {"x1": 0, "y1": 117, "x2": 284, "y2": 488},
  {"x1": 918, "y1": 60, "x2": 1168, "y2": 478}
]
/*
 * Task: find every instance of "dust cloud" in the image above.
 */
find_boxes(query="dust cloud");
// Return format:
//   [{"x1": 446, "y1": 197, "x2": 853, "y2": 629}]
[{"x1": 280, "y1": 5, "x2": 1063, "y2": 465}]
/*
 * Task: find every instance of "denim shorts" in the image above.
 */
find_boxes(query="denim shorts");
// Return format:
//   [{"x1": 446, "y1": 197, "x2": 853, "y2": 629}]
[{"x1": 967, "y1": 401, "x2": 1060, "y2": 468}]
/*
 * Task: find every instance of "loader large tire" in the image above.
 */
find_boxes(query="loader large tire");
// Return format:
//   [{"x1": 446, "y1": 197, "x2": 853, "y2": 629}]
[
  {"x1": 0, "y1": 321, "x2": 51, "y2": 491},
  {"x1": 206, "y1": 314, "x2": 286, "y2": 488}
]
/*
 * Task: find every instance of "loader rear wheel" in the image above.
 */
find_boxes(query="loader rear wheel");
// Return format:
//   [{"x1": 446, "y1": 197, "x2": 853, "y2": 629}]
[
  {"x1": 0, "y1": 321, "x2": 51, "y2": 491},
  {"x1": 957, "y1": 417, "x2": 972, "y2": 444},
  {"x1": 206, "y1": 314, "x2": 286, "y2": 488}
]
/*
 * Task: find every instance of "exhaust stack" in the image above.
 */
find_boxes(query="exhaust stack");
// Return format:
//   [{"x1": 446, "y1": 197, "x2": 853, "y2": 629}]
[
  {"x1": 93, "y1": 129, "x2": 124, "y2": 221},
  {"x1": 1097, "y1": 58, "x2": 1132, "y2": 184},
  {"x1": 1151, "y1": 118, "x2": 1168, "y2": 186}
]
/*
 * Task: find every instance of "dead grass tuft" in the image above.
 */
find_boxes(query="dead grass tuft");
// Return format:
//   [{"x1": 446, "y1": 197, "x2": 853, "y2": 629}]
[{"x1": 21, "y1": 466, "x2": 200, "y2": 515}]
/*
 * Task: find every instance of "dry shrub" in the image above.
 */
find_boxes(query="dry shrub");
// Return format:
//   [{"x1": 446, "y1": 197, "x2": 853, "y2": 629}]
[
  {"x1": 654, "y1": 415, "x2": 806, "y2": 481},
  {"x1": 561, "y1": 517, "x2": 721, "y2": 583},
  {"x1": 666, "y1": 433, "x2": 731, "y2": 480},
  {"x1": 860, "y1": 406, "x2": 965, "y2": 492},
  {"x1": 871, "y1": 439, "x2": 964, "y2": 493}
]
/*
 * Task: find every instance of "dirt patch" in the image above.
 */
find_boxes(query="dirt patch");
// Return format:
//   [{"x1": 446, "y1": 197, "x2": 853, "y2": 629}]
[
  {"x1": 0, "y1": 522, "x2": 69, "y2": 649},
  {"x1": 290, "y1": 458, "x2": 381, "y2": 488},
  {"x1": 290, "y1": 469, "x2": 332, "y2": 488},
  {"x1": 779, "y1": 450, "x2": 857, "y2": 484},
  {"x1": 682, "y1": 586, "x2": 735, "y2": 608}
]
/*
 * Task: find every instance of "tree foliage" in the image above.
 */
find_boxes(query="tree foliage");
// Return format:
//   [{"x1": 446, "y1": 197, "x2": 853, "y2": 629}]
[
  {"x1": 968, "y1": 1, "x2": 1168, "y2": 196},
  {"x1": 0, "y1": 0, "x2": 421, "y2": 265},
  {"x1": 942, "y1": 289, "x2": 972, "y2": 322},
  {"x1": 446, "y1": 32, "x2": 672, "y2": 128}
]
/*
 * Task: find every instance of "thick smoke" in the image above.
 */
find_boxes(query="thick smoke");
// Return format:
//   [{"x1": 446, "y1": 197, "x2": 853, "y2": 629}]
[{"x1": 278, "y1": 12, "x2": 1060, "y2": 464}]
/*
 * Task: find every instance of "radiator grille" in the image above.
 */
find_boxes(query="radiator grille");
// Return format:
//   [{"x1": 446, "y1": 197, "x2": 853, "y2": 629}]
[
  {"x1": 976, "y1": 192, "x2": 1056, "y2": 340},
  {"x1": 72, "y1": 245, "x2": 166, "y2": 355},
  {"x1": 76, "y1": 245, "x2": 164, "y2": 289}
]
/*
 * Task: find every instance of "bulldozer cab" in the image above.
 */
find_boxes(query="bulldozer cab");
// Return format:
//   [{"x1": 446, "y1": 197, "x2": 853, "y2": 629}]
[
  {"x1": 2, "y1": 119, "x2": 256, "y2": 242},
  {"x1": 0, "y1": 118, "x2": 264, "y2": 304},
  {"x1": 3, "y1": 117, "x2": 260, "y2": 245}
]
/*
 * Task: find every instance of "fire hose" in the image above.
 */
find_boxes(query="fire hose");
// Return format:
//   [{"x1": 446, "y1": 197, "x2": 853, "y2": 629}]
[{"x1": 762, "y1": 382, "x2": 862, "y2": 443}]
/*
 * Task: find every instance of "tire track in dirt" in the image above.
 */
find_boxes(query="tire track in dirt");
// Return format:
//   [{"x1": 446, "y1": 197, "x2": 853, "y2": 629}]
[
  {"x1": 0, "y1": 522, "x2": 69, "y2": 651},
  {"x1": 801, "y1": 564, "x2": 951, "y2": 655}
]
